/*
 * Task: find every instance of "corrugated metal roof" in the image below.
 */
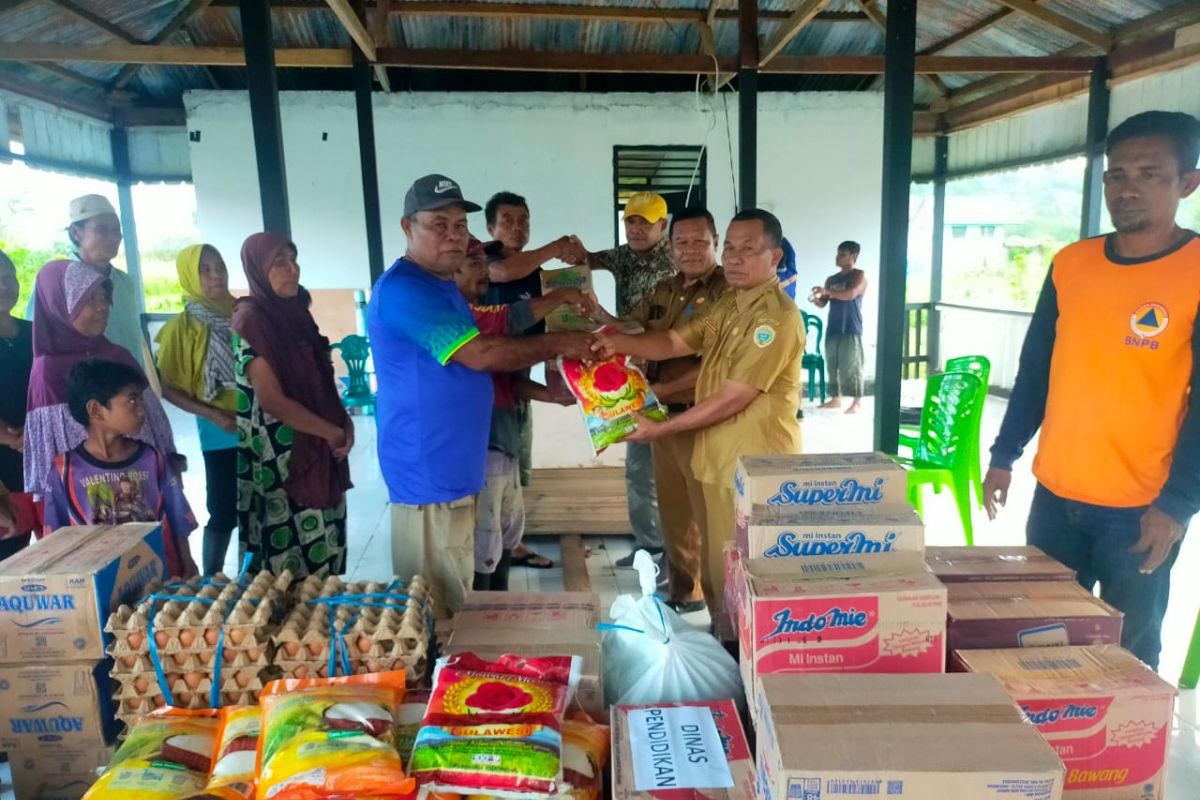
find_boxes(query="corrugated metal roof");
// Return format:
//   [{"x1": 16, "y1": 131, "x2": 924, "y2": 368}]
[{"x1": 0, "y1": 0, "x2": 1192, "y2": 108}]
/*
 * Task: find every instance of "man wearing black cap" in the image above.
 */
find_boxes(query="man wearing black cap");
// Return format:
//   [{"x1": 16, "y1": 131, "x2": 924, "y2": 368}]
[{"x1": 367, "y1": 174, "x2": 593, "y2": 613}]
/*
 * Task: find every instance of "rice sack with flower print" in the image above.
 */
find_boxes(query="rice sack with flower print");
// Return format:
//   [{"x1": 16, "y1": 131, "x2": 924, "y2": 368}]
[
  {"x1": 256, "y1": 670, "x2": 415, "y2": 800},
  {"x1": 410, "y1": 653, "x2": 581, "y2": 798},
  {"x1": 84, "y1": 709, "x2": 221, "y2": 800},
  {"x1": 557, "y1": 328, "x2": 667, "y2": 455}
]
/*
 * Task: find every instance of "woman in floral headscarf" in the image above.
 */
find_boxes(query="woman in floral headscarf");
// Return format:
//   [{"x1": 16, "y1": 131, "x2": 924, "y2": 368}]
[
  {"x1": 157, "y1": 244, "x2": 239, "y2": 576},
  {"x1": 24, "y1": 260, "x2": 177, "y2": 500},
  {"x1": 232, "y1": 233, "x2": 352, "y2": 579}
]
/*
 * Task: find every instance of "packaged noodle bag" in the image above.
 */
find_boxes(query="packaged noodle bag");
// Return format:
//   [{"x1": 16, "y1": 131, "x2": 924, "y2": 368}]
[
  {"x1": 540, "y1": 266, "x2": 594, "y2": 332},
  {"x1": 558, "y1": 342, "x2": 667, "y2": 455},
  {"x1": 410, "y1": 653, "x2": 581, "y2": 798},
  {"x1": 194, "y1": 706, "x2": 261, "y2": 800},
  {"x1": 559, "y1": 715, "x2": 610, "y2": 800},
  {"x1": 256, "y1": 670, "x2": 415, "y2": 800},
  {"x1": 84, "y1": 709, "x2": 221, "y2": 800}
]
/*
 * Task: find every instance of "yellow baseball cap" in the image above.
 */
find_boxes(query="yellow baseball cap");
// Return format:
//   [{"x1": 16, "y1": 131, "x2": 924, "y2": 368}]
[{"x1": 623, "y1": 191, "x2": 668, "y2": 224}]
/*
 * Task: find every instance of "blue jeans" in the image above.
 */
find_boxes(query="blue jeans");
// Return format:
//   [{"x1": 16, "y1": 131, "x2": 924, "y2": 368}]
[{"x1": 1027, "y1": 483, "x2": 1181, "y2": 670}]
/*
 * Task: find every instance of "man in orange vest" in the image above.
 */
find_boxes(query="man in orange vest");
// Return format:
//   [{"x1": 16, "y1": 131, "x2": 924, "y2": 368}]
[{"x1": 984, "y1": 111, "x2": 1200, "y2": 670}]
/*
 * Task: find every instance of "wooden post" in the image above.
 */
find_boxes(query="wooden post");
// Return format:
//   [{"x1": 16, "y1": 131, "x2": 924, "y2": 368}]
[
  {"x1": 109, "y1": 127, "x2": 146, "y2": 316},
  {"x1": 873, "y1": 0, "x2": 916, "y2": 455},
  {"x1": 240, "y1": 0, "x2": 291, "y2": 237},
  {"x1": 737, "y1": 0, "x2": 758, "y2": 210},
  {"x1": 927, "y1": 133, "x2": 948, "y2": 373},
  {"x1": 1080, "y1": 57, "x2": 1110, "y2": 239}
]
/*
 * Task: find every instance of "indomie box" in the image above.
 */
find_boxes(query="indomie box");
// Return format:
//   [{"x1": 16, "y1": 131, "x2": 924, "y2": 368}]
[
  {"x1": 0, "y1": 524, "x2": 165, "y2": 663},
  {"x1": 755, "y1": 673, "x2": 1064, "y2": 800},
  {"x1": 955, "y1": 646, "x2": 1176, "y2": 800},
  {"x1": 0, "y1": 660, "x2": 119, "y2": 752},
  {"x1": 733, "y1": 553, "x2": 947, "y2": 694},
  {"x1": 926, "y1": 546, "x2": 1075, "y2": 583},
  {"x1": 733, "y1": 453, "x2": 908, "y2": 537},
  {"x1": 739, "y1": 506, "x2": 924, "y2": 561},
  {"x1": 947, "y1": 581, "x2": 1122, "y2": 652},
  {"x1": 612, "y1": 699, "x2": 753, "y2": 800}
]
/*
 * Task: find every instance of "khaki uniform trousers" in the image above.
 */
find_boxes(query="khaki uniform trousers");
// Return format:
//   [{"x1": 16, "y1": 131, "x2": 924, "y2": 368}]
[
  {"x1": 652, "y1": 430, "x2": 706, "y2": 604},
  {"x1": 391, "y1": 495, "x2": 475, "y2": 616},
  {"x1": 699, "y1": 479, "x2": 736, "y2": 614}
]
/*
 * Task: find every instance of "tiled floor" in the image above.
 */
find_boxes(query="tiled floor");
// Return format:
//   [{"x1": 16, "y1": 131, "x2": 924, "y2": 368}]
[{"x1": 7, "y1": 393, "x2": 1194, "y2": 798}]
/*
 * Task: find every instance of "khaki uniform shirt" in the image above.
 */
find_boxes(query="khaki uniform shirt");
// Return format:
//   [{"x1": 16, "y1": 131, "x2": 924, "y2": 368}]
[
  {"x1": 628, "y1": 268, "x2": 730, "y2": 406},
  {"x1": 676, "y1": 278, "x2": 804, "y2": 484},
  {"x1": 592, "y1": 238, "x2": 676, "y2": 316}
]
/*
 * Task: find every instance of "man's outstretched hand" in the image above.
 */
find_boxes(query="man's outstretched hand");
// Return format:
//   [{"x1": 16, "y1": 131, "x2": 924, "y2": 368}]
[
  {"x1": 982, "y1": 467, "x2": 1011, "y2": 521},
  {"x1": 1131, "y1": 506, "x2": 1184, "y2": 574}
]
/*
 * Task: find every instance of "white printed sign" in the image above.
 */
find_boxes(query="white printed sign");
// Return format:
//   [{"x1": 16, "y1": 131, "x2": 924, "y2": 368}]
[{"x1": 628, "y1": 707, "x2": 734, "y2": 791}]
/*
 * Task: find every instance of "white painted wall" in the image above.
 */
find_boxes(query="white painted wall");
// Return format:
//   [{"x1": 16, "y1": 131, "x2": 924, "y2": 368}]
[{"x1": 185, "y1": 90, "x2": 884, "y2": 467}]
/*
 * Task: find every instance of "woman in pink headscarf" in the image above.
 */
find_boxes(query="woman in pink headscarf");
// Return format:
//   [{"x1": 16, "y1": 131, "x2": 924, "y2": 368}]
[
  {"x1": 24, "y1": 260, "x2": 177, "y2": 501},
  {"x1": 232, "y1": 233, "x2": 352, "y2": 579}
]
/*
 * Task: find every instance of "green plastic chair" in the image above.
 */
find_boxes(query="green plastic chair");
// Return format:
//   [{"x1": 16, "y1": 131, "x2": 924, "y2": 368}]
[
  {"x1": 1181, "y1": 613, "x2": 1200, "y2": 689},
  {"x1": 801, "y1": 311, "x2": 827, "y2": 404},
  {"x1": 330, "y1": 334, "x2": 376, "y2": 415},
  {"x1": 901, "y1": 355, "x2": 991, "y2": 508},
  {"x1": 893, "y1": 371, "x2": 986, "y2": 546}
]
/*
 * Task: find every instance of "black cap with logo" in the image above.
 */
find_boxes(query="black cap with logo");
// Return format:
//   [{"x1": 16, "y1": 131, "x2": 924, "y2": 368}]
[{"x1": 403, "y1": 174, "x2": 482, "y2": 217}]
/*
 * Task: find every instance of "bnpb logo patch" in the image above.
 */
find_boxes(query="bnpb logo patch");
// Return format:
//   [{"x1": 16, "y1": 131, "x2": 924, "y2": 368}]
[{"x1": 1130, "y1": 303, "x2": 1168, "y2": 338}]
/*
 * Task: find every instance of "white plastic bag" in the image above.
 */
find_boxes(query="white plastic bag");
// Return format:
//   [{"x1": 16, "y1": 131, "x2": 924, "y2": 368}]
[{"x1": 601, "y1": 551, "x2": 743, "y2": 707}]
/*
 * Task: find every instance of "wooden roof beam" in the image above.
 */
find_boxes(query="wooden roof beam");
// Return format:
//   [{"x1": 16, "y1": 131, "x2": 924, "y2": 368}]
[
  {"x1": 991, "y1": 0, "x2": 1111, "y2": 52},
  {"x1": 372, "y1": 0, "x2": 393, "y2": 90},
  {"x1": 325, "y1": 0, "x2": 377, "y2": 61},
  {"x1": 760, "y1": 0, "x2": 832, "y2": 68},
  {"x1": 855, "y1": 0, "x2": 948, "y2": 102},
  {"x1": 46, "y1": 0, "x2": 138, "y2": 44},
  {"x1": 112, "y1": 0, "x2": 217, "y2": 91}
]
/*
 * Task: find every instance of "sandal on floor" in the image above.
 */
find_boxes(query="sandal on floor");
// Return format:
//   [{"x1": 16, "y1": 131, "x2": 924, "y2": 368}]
[{"x1": 512, "y1": 552, "x2": 555, "y2": 569}]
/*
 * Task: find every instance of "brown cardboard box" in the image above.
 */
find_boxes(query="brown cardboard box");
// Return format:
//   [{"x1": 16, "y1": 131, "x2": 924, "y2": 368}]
[
  {"x1": 926, "y1": 546, "x2": 1075, "y2": 583},
  {"x1": 740, "y1": 506, "x2": 924, "y2": 561},
  {"x1": 0, "y1": 524, "x2": 165, "y2": 663},
  {"x1": 0, "y1": 661, "x2": 118, "y2": 752},
  {"x1": 956, "y1": 645, "x2": 1177, "y2": 800},
  {"x1": 947, "y1": 581, "x2": 1123, "y2": 652},
  {"x1": 733, "y1": 553, "x2": 947, "y2": 702},
  {"x1": 612, "y1": 700, "x2": 753, "y2": 800},
  {"x1": 444, "y1": 591, "x2": 603, "y2": 718},
  {"x1": 7, "y1": 744, "x2": 114, "y2": 800},
  {"x1": 755, "y1": 673, "x2": 1064, "y2": 800},
  {"x1": 733, "y1": 453, "x2": 909, "y2": 545}
]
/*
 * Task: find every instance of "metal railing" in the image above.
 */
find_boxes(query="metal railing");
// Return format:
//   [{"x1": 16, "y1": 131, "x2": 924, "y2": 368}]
[{"x1": 903, "y1": 302, "x2": 932, "y2": 379}]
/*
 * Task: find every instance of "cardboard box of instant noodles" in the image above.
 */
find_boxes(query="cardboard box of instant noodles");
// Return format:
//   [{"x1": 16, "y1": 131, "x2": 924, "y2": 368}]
[{"x1": 612, "y1": 699, "x2": 754, "y2": 800}]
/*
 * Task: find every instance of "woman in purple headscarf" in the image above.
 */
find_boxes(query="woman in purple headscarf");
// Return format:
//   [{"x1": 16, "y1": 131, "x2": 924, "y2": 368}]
[
  {"x1": 24, "y1": 260, "x2": 176, "y2": 501},
  {"x1": 232, "y1": 233, "x2": 352, "y2": 579}
]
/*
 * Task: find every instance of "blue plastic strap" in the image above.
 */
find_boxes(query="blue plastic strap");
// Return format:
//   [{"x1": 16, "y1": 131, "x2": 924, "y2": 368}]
[{"x1": 210, "y1": 627, "x2": 226, "y2": 708}]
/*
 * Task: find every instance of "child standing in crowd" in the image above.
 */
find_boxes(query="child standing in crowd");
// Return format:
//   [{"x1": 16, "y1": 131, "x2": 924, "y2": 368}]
[{"x1": 42, "y1": 359, "x2": 198, "y2": 577}]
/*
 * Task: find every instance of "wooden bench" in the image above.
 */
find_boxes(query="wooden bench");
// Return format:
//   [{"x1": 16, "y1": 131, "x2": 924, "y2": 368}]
[{"x1": 523, "y1": 467, "x2": 632, "y2": 592}]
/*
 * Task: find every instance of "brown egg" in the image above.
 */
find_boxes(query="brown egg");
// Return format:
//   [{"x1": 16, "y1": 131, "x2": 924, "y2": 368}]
[
  {"x1": 127, "y1": 632, "x2": 144, "y2": 650},
  {"x1": 283, "y1": 642, "x2": 301, "y2": 657},
  {"x1": 293, "y1": 665, "x2": 309, "y2": 679},
  {"x1": 235, "y1": 671, "x2": 251, "y2": 688},
  {"x1": 133, "y1": 675, "x2": 149, "y2": 693},
  {"x1": 154, "y1": 631, "x2": 169, "y2": 649},
  {"x1": 229, "y1": 629, "x2": 246, "y2": 646},
  {"x1": 357, "y1": 635, "x2": 373, "y2": 654},
  {"x1": 120, "y1": 655, "x2": 138, "y2": 669},
  {"x1": 179, "y1": 629, "x2": 195, "y2": 648},
  {"x1": 204, "y1": 629, "x2": 219, "y2": 647},
  {"x1": 306, "y1": 643, "x2": 323, "y2": 658},
  {"x1": 184, "y1": 671, "x2": 203, "y2": 689}
]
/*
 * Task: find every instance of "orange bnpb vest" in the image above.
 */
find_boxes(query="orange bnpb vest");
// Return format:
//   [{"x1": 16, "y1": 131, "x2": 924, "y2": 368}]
[{"x1": 1035, "y1": 235, "x2": 1200, "y2": 508}]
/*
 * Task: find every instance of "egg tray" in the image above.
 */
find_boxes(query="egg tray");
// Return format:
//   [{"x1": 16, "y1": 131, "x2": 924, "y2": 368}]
[
  {"x1": 111, "y1": 647, "x2": 271, "y2": 674},
  {"x1": 274, "y1": 648, "x2": 428, "y2": 684},
  {"x1": 274, "y1": 610, "x2": 428, "y2": 657},
  {"x1": 117, "y1": 689, "x2": 258, "y2": 723},
  {"x1": 110, "y1": 667, "x2": 277, "y2": 700}
]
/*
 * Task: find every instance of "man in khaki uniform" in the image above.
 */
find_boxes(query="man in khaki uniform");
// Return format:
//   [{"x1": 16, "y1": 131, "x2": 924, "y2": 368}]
[
  {"x1": 595, "y1": 209, "x2": 803, "y2": 609},
  {"x1": 626, "y1": 207, "x2": 730, "y2": 613}
]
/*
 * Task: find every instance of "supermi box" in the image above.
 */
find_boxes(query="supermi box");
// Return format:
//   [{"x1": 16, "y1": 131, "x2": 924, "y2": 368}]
[
  {"x1": 755, "y1": 673, "x2": 1064, "y2": 800},
  {"x1": 956, "y1": 646, "x2": 1176, "y2": 800},
  {"x1": 0, "y1": 524, "x2": 165, "y2": 663},
  {"x1": 734, "y1": 453, "x2": 908, "y2": 545},
  {"x1": 732, "y1": 552, "x2": 947, "y2": 695},
  {"x1": 740, "y1": 506, "x2": 924, "y2": 561}
]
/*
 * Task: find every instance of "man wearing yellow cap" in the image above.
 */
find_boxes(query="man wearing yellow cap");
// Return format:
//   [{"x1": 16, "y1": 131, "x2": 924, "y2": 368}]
[{"x1": 580, "y1": 191, "x2": 677, "y2": 566}]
